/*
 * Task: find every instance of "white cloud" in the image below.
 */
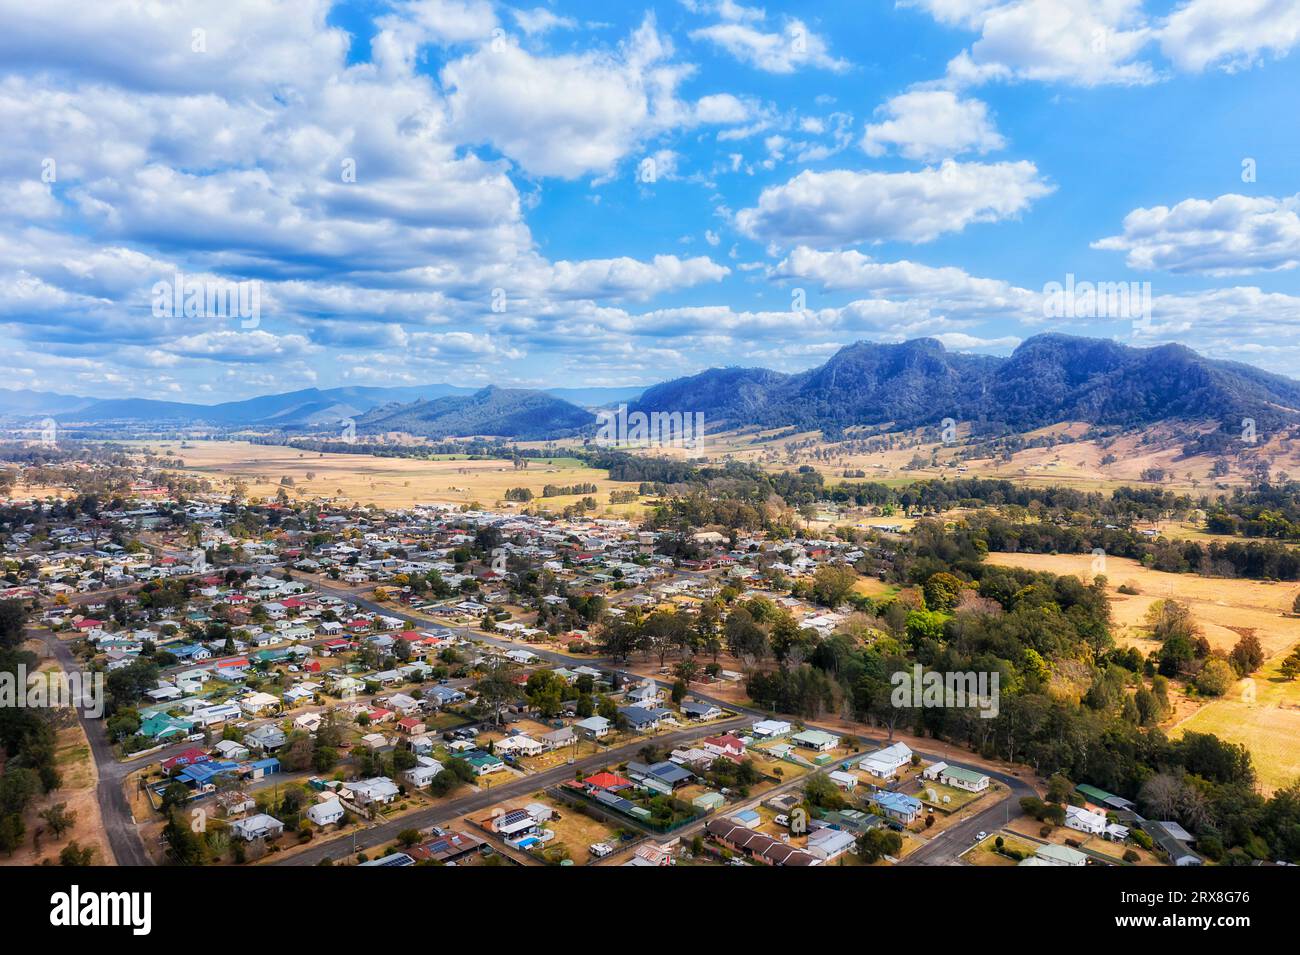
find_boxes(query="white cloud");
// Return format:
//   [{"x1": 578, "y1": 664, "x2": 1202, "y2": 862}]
[
  {"x1": 510, "y1": 6, "x2": 578, "y2": 35},
  {"x1": 690, "y1": 18, "x2": 849, "y2": 73},
  {"x1": 543, "y1": 255, "x2": 729, "y2": 301},
  {"x1": 442, "y1": 15, "x2": 697, "y2": 179},
  {"x1": 372, "y1": 0, "x2": 498, "y2": 71},
  {"x1": 1158, "y1": 0, "x2": 1300, "y2": 73},
  {"x1": 736, "y1": 161, "x2": 1053, "y2": 246},
  {"x1": 166, "y1": 330, "x2": 314, "y2": 362},
  {"x1": 1093, "y1": 193, "x2": 1300, "y2": 274},
  {"x1": 0, "y1": 0, "x2": 349, "y2": 98},
  {"x1": 908, "y1": 0, "x2": 1158, "y2": 88},
  {"x1": 862, "y1": 90, "x2": 1005, "y2": 160},
  {"x1": 771, "y1": 246, "x2": 1041, "y2": 318}
]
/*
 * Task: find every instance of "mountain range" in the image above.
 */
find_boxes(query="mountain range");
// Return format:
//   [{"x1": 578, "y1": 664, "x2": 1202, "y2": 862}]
[
  {"x1": 4, "y1": 334, "x2": 1298, "y2": 439},
  {"x1": 632, "y1": 334, "x2": 1300, "y2": 434},
  {"x1": 354, "y1": 386, "x2": 594, "y2": 440},
  {"x1": 0, "y1": 383, "x2": 642, "y2": 429}
]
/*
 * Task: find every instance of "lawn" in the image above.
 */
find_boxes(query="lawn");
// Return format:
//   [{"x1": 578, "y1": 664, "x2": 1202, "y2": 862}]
[
  {"x1": 1172, "y1": 656, "x2": 1300, "y2": 794},
  {"x1": 917, "y1": 779, "x2": 987, "y2": 813},
  {"x1": 968, "y1": 832, "x2": 1040, "y2": 866}
]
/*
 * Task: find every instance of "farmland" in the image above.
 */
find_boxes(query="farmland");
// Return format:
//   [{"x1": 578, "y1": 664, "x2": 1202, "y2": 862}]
[
  {"x1": 987, "y1": 551, "x2": 1300, "y2": 794},
  {"x1": 138, "y1": 440, "x2": 645, "y2": 512}
]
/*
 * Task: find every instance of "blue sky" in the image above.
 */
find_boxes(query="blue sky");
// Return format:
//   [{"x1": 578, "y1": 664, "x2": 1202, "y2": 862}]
[{"x1": 2, "y1": 0, "x2": 1300, "y2": 401}]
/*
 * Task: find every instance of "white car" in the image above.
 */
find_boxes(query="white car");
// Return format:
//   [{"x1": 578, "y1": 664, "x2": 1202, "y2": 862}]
[{"x1": 975, "y1": 831, "x2": 988, "y2": 842}]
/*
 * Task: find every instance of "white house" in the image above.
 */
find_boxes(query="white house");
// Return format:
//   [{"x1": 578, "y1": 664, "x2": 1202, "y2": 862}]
[
  {"x1": 495, "y1": 735, "x2": 545, "y2": 758},
  {"x1": 859, "y1": 742, "x2": 913, "y2": 779},
  {"x1": 240, "y1": 691, "x2": 282, "y2": 716},
  {"x1": 213, "y1": 739, "x2": 250, "y2": 760},
  {"x1": 344, "y1": 776, "x2": 400, "y2": 807},
  {"x1": 1022, "y1": 843, "x2": 1088, "y2": 867},
  {"x1": 403, "y1": 756, "x2": 445, "y2": 789},
  {"x1": 231, "y1": 813, "x2": 285, "y2": 841},
  {"x1": 807, "y1": 826, "x2": 857, "y2": 862},
  {"x1": 576, "y1": 715, "x2": 612, "y2": 739},
  {"x1": 828, "y1": 770, "x2": 859, "y2": 791},
  {"x1": 751, "y1": 719, "x2": 791, "y2": 739},
  {"x1": 307, "y1": 798, "x2": 345, "y2": 827},
  {"x1": 1065, "y1": 805, "x2": 1108, "y2": 836}
]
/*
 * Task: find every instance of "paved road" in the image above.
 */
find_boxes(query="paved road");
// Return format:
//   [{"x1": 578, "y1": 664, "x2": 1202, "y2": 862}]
[
  {"x1": 38, "y1": 630, "x2": 153, "y2": 866},
  {"x1": 900, "y1": 767, "x2": 1034, "y2": 866},
  {"x1": 269, "y1": 717, "x2": 747, "y2": 866}
]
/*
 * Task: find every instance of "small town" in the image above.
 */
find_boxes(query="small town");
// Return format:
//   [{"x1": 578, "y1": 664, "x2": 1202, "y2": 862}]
[
  {"x1": 0, "y1": 475, "x2": 1222, "y2": 871},
  {"x1": 2, "y1": 0, "x2": 1294, "y2": 933}
]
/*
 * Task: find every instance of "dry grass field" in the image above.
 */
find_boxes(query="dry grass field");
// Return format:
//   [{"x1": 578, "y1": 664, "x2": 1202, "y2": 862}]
[
  {"x1": 987, "y1": 552, "x2": 1300, "y2": 659},
  {"x1": 139, "y1": 440, "x2": 645, "y2": 512},
  {"x1": 987, "y1": 551, "x2": 1300, "y2": 794},
  {"x1": 1171, "y1": 655, "x2": 1300, "y2": 794},
  {"x1": 606, "y1": 420, "x2": 1300, "y2": 495}
]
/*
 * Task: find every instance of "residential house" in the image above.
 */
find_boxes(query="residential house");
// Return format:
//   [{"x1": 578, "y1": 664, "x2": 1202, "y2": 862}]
[
  {"x1": 575, "y1": 715, "x2": 612, "y2": 739},
  {"x1": 245, "y1": 724, "x2": 287, "y2": 752},
  {"x1": 704, "y1": 818, "x2": 819, "y2": 866},
  {"x1": 868, "y1": 790, "x2": 922, "y2": 825},
  {"x1": 680, "y1": 700, "x2": 723, "y2": 721},
  {"x1": 1065, "y1": 805, "x2": 1108, "y2": 837},
  {"x1": 859, "y1": 742, "x2": 913, "y2": 779},
  {"x1": 807, "y1": 826, "x2": 858, "y2": 862},
  {"x1": 343, "y1": 777, "x2": 401, "y2": 807},
  {"x1": 923, "y1": 761, "x2": 990, "y2": 793},
  {"x1": 751, "y1": 719, "x2": 791, "y2": 739},
  {"x1": 403, "y1": 756, "x2": 445, "y2": 789},
  {"x1": 701, "y1": 733, "x2": 746, "y2": 761},
  {"x1": 619, "y1": 705, "x2": 670, "y2": 733},
  {"x1": 231, "y1": 813, "x2": 285, "y2": 842},
  {"x1": 791, "y1": 729, "x2": 840, "y2": 752}
]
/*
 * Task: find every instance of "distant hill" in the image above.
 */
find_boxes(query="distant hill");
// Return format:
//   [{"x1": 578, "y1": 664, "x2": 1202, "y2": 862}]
[
  {"x1": 10, "y1": 334, "x2": 1299, "y2": 439},
  {"x1": 11, "y1": 381, "x2": 638, "y2": 429},
  {"x1": 632, "y1": 334, "x2": 1300, "y2": 433},
  {"x1": 354, "y1": 386, "x2": 594, "y2": 439},
  {"x1": 0, "y1": 388, "x2": 98, "y2": 417}
]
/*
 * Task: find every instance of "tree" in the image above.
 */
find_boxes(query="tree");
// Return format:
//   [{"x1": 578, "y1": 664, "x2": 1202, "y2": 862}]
[
  {"x1": 1195, "y1": 658, "x2": 1235, "y2": 697},
  {"x1": 525, "y1": 670, "x2": 567, "y2": 718},
  {"x1": 59, "y1": 841, "x2": 96, "y2": 866},
  {"x1": 803, "y1": 773, "x2": 845, "y2": 811},
  {"x1": 1045, "y1": 774, "x2": 1074, "y2": 804},
  {"x1": 670, "y1": 678, "x2": 686, "y2": 704},
  {"x1": 1229, "y1": 633, "x2": 1265, "y2": 677},
  {"x1": 923, "y1": 572, "x2": 965, "y2": 613},
  {"x1": 39, "y1": 802, "x2": 75, "y2": 838},
  {"x1": 724, "y1": 607, "x2": 768, "y2": 662},
  {"x1": 812, "y1": 565, "x2": 857, "y2": 608},
  {"x1": 857, "y1": 827, "x2": 903, "y2": 863},
  {"x1": 162, "y1": 811, "x2": 206, "y2": 865}
]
